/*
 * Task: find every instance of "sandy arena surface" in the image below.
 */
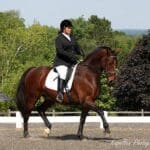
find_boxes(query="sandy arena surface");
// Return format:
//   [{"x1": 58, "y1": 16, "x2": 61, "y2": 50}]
[{"x1": 0, "y1": 123, "x2": 150, "y2": 150}]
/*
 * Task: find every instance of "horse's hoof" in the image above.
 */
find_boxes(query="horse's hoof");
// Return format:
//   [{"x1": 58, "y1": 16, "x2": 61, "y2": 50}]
[
  {"x1": 104, "y1": 128, "x2": 111, "y2": 134},
  {"x1": 103, "y1": 131, "x2": 111, "y2": 138},
  {"x1": 24, "y1": 133, "x2": 30, "y2": 138},
  {"x1": 43, "y1": 127, "x2": 51, "y2": 137},
  {"x1": 77, "y1": 134, "x2": 84, "y2": 140}
]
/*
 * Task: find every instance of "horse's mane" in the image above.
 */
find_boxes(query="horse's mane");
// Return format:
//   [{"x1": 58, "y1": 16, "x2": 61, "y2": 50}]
[{"x1": 84, "y1": 46, "x2": 112, "y2": 61}]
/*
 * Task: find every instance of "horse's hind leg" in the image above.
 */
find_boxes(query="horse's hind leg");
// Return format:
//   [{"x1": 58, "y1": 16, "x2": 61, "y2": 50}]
[
  {"x1": 23, "y1": 112, "x2": 30, "y2": 138},
  {"x1": 22, "y1": 98, "x2": 37, "y2": 138}
]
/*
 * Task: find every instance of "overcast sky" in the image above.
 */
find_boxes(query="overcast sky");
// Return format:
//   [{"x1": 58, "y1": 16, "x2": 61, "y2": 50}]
[{"x1": 0, "y1": 0, "x2": 150, "y2": 29}]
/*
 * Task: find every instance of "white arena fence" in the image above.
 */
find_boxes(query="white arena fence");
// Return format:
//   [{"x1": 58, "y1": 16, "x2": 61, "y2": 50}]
[{"x1": 0, "y1": 110, "x2": 150, "y2": 129}]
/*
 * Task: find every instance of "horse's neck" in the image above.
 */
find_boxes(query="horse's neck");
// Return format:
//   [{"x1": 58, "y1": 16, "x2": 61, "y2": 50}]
[
  {"x1": 80, "y1": 58, "x2": 102, "y2": 79},
  {"x1": 79, "y1": 63, "x2": 102, "y2": 82},
  {"x1": 82, "y1": 54, "x2": 103, "y2": 70}
]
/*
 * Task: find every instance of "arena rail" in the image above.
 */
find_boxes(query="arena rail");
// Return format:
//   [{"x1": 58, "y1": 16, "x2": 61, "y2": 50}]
[{"x1": 0, "y1": 110, "x2": 150, "y2": 129}]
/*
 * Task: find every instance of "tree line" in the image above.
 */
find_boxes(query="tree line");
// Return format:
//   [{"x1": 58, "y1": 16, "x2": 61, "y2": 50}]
[{"x1": 0, "y1": 10, "x2": 139, "y2": 111}]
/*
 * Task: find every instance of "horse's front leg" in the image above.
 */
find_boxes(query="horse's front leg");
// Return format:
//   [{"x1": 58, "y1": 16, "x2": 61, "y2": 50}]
[
  {"x1": 77, "y1": 108, "x2": 89, "y2": 139},
  {"x1": 85, "y1": 99, "x2": 110, "y2": 135},
  {"x1": 36, "y1": 99, "x2": 52, "y2": 135},
  {"x1": 38, "y1": 110, "x2": 52, "y2": 129},
  {"x1": 98, "y1": 110, "x2": 110, "y2": 134}
]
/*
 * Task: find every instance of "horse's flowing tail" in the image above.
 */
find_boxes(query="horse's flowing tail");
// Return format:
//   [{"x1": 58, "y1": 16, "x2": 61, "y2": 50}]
[{"x1": 16, "y1": 67, "x2": 34, "y2": 116}]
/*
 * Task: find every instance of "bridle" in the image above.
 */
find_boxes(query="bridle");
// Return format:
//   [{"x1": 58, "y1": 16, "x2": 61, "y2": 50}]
[
  {"x1": 105, "y1": 50, "x2": 117, "y2": 77},
  {"x1": 81, "y1": 48, "x2": 117, "y2": 76}
]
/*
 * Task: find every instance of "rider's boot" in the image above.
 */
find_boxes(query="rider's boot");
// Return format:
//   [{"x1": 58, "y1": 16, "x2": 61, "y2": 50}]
[{"x1": 56, "y1": 79, "x2": 64, "y2": 103}]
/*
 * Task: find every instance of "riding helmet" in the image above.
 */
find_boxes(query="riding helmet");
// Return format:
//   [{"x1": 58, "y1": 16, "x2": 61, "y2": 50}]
[{"x1": 60, "y1": 19, "x2": 73, "y2": 31}]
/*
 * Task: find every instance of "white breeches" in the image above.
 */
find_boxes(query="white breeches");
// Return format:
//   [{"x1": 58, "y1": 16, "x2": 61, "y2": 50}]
[{"x1": 55, "y1": 65, "x2": 68, "y2": 80}]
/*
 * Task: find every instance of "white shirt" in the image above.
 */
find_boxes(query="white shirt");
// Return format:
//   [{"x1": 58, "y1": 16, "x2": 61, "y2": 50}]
[{"x1": 62, "y1": 33, "x2": 71, "y2": 41}]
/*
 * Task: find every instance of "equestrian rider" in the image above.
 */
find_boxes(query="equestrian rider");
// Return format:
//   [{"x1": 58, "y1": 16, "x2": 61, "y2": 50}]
[{"x1": 53, "y1": 19, "x2": 84, "y2": 103}]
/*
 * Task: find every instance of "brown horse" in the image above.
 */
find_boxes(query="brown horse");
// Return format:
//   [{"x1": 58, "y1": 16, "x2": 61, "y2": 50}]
[{"x1": 16, "y1": 46, "x2": 117, "y2": 139}]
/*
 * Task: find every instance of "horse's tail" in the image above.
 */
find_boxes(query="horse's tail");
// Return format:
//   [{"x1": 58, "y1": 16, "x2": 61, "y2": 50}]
[{"x1": 16, "y1": 67, "x2": 35, "y2": 116}]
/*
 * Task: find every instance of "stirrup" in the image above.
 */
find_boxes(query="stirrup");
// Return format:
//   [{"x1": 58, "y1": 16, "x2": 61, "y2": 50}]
[{"x1": 56, "y1": 92, "x2": 64, "y2": 103}]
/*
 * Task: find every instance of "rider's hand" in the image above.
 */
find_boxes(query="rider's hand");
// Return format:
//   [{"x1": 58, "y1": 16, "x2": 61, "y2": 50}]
[{"x1": 71, "y1": 55, "x2": 78, "y2": 63}]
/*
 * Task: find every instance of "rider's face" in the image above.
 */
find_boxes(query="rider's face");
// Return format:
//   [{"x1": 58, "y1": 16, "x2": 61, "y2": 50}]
[{"x1": 63, "y1": 26, "x2": 72, "y2": 35}]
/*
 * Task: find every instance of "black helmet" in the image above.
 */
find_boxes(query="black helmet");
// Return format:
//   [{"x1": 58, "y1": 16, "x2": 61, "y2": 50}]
[{"x1": 60, "y1": 19, "x2": 73, "y2": 32}]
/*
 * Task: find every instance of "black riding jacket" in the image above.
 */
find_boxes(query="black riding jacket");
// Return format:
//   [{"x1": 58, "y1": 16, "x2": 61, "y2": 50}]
[{"x1": 53, "y1": 33, "x2": 83, "y2": 67}]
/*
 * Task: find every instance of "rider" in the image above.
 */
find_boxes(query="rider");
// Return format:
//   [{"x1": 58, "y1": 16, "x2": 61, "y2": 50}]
[{"x1": 53, "y1": 19, "x2": 84, "y2": 103}]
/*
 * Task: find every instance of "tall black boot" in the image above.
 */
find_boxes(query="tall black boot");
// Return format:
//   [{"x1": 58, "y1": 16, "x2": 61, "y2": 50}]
[{"x1": 56, "y1": 79, "x2": 64, "y2": 103}]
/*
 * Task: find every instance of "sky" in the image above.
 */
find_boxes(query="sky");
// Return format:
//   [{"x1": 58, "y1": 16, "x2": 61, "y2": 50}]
[{"x1": 0, "y1": 0, "x2": 150, "y2": 29}]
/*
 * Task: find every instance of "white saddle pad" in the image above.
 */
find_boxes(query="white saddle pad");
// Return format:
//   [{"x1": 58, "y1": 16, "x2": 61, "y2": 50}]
[{"x1": 45, "y1": 64, "x2": 78, "y2": 92}]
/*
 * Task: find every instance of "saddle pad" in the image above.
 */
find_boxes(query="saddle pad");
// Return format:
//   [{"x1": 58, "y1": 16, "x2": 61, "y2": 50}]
[{"x1": 45, "y1": 64, "x2": 78, "y2": 92}]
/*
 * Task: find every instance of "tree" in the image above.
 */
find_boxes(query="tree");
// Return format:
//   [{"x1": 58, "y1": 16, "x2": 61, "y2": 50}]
[
  {"x1": 71, "y1": 17, "x2": 97, "y2": 53},
  {"x1": 0, "y1": 11, "x2": 58, "y2": 103},
  {"x1": 0, "y1": 10, "x2": 25, "y2": 97},
  {"x1": 96, "y1": 74, "x2": 116, "y2": 110},
  {"x1": 0, "y1": 10, "x2": 25, "y2": 35},
  {"x1": 113, "y1": 31, "x2": 140, "y2": 66},
  {"x1": 18, "y1": 23, "x2": 57, "y2": 66},
  {"x1": 71, "y1": 15, "x2": 115, "y2": 54},
  {"x1": 113, "y1": 34, "x2": 150, "y2": 110},
  {"x1": 88, "y1": 15, "x2": 113, "y2": 47}
]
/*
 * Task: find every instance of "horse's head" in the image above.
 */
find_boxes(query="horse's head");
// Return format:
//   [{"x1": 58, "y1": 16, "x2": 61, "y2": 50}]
[
  {"x1": 101, "y1": 48, "x2": 117, "y2": 86},
  {"x1": 82, "y1": 46, "x2": 117, "y2": 86}
]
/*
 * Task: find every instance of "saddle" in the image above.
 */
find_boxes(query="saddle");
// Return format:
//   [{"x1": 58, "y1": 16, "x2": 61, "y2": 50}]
[{"x1": 45, "y1": 64, "x2": 78, "y2": 92}]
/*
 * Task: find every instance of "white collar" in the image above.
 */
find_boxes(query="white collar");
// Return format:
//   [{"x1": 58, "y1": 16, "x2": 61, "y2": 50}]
[{"x1": 62, "y1": 33, "x2": 71, "y2": 41}]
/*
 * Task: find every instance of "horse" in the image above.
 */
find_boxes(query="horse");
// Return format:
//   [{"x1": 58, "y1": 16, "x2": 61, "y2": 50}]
[{"x1": 16, "y1": 46, "x2": 117, "y2": 139}]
